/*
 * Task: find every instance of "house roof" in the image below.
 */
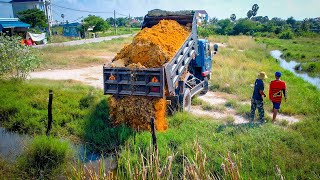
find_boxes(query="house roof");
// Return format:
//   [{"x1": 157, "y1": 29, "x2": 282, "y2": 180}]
[
  {"x1": 10, "y1": 0, "x2": 41, "y2": 3},
  {"x1": 0, "y1": 20, "x2": 30, "y2": 30},
  {"x1": 196, "y1": 10, "x2": 208, "y2": 15}
]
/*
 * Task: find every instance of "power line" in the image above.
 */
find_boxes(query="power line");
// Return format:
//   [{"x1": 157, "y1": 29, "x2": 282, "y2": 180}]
[
  {"x1": 51, "y1": 3, "x2": 113, "y2": 14},
  {"x1": 116, "y1": 12, "x2": 129, "y2": 17}
]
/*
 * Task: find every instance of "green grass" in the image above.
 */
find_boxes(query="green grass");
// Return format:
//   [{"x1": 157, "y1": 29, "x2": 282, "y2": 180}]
[
  {"x1": 38, "y1": 37, "x2": 133, "y2": 69},
  {"x1": 17, "y1": 136, "x2": 73, "y2": 179},
  {"x1": 0, "y1": 79, "x2": 133, "y2": 152},
  {"x1": 257, "y1": 37, "x2": 320, "y2": 75},
  {"x1": 96, "y1": 27, "x2": 140, "y2": 37},
  {"x1": 49, "y1": 35, "x2": 80, "y2": 43},
  {"x1": 117, "y1": 112, "x2": 320, "y2": 179},
  {"x1": 210, "y1": 36, "x2": 320, "y2": 117}
]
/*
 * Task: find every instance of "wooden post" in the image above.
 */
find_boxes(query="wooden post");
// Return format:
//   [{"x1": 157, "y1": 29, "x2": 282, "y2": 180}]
[
  {"x1": 46, "y1": 90, "x2": 53, "y2": 136},
  {"x1": 150, "y1": 118, "x2": 157, "y2": 150}
]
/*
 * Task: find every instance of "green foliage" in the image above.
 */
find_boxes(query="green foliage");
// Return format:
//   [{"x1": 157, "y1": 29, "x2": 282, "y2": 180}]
[
  {"x1": 17, "y1": 8, "x2": 47, "y2": 28},
  {"x1": 258, "y1": 37, "x2": 320, "y2": 75},
  {"x1": 279, "y1": 30, "x2": 294, "y2": 39},
  {"x1": 0, "y1": 36, "x2": 41, "y2": 79},
  {"x1": 0, "y1": 79, "x2": 133, "y2": 152},
  {"x1": 198, "y1": 26, "x2": 213, "y2": 37},
  {"x1": 205, "y1": 14, "x2": 319, "y2": 38},
  {"x1": 233, "y1": 19, "x2": 259, "y2": 35},
  {"x1": 191, "y1": 97, "x2": 204, "y2": 106},
  {"x1": 17, "y1": 136, "x2": 72, "y2": 179},
  {"x1": 83, "y1": 15, "x2": 110, "y2": 32},
  {"x1": 82, "y1": 98, "x2": 134, "y2": 152},
  {"x1": 117, "y1": 112, "x2": 320, "y2": 179},
  {"x1": 216, "y1": 19, "x2": 234, "y2": 35}
]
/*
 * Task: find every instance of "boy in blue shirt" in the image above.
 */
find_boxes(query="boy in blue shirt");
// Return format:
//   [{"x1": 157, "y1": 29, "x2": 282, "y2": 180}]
[{"x1": 250, "y1": 72, "x2": 267, "y2": 124}]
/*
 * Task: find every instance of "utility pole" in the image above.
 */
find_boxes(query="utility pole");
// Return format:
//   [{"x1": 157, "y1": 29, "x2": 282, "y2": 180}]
[
  {"x1": 129, "y1": 13, "x2": 131, "y2": 33},
  {"x1": 114, "y1": 10, "x2": 117, "y2": 35},
  {"x1": 45, "y1": 0, "x2": 51, "y2": 36}
]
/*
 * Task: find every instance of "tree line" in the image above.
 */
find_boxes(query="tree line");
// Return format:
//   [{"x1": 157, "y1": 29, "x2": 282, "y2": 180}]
[
  {"x1": 199, "y1": 4, "x2": 320, "y2": 39},
  {"x1": 16, "y1": 8, "x2": 143, "y2": 33}
]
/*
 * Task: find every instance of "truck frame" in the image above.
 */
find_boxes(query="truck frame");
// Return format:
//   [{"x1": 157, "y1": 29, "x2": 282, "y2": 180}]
[{"x1": 103, "y1": 10, "x2": 217, "y2": 114}]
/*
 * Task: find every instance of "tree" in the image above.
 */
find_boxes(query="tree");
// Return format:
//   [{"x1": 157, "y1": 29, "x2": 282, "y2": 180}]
[
  {"x1": 209, "y1": 17, "x2": 218, "y2": 24},
  {"x1": 216, "y1": 19, "x2": 234, "y2": 35},
  {"x1": 252, "y1": 4, "x2": 259, "y2": 17},
  {"x1": 116, "y1": 17, "x2": 128, "y2": 27},
  {"x1": 230, "y1": 14, "x2": 236, "y2": 22},
  {"x1": 17, "y1": 8, "x2": 47, "y2": 28},
  {"x1": 0, "y1": 36, "x2": 41, "y2": 79},
  {"x1": 83, "y1": 15, "x2": 110, "y2": 32},
  {"x1": 233, "y1": 19, "x2": 258, "y2": 35},
  {"x1": 106, "y1": 17, "x2": 115, "y2": 26},
  {"x1": 286, "y1": 16, "x2": 296, "y2": 27},
  {"x1": 247, "y1": 10, "x2": 253, "y2": 19}
]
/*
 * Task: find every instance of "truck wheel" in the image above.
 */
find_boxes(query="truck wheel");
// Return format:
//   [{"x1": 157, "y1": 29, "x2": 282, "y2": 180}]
[
  {"x1": 182, "y1": 88, "x2": 191, "y2": 112},
  {"x1": 200, "y1": 77, "x2": 209, "y2": 95}
]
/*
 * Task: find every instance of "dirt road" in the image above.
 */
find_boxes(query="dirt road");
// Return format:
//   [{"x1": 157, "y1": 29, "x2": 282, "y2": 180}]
[{"x1": 34, "y1": 34, "x2": 132, "y2": 49}]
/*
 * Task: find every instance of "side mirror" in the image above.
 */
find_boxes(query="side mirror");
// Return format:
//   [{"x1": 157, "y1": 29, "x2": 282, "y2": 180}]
[{"x1": 213, "y1": 44, "x2": 219, "y2": 52}]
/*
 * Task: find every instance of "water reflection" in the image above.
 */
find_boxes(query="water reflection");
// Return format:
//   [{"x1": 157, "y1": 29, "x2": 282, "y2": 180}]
[{"x1": 270, "y1": 50, "x2": 320, "y2": 88}]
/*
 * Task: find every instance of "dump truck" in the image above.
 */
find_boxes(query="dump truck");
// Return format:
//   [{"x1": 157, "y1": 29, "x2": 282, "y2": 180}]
[{"x1": 103, "y1": 9, "x2": 218, "y2": 114}]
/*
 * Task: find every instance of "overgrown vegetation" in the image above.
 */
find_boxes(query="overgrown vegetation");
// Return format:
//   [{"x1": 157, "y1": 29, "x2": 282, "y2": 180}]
[
  {"x1": 0, "y1": 79, "x2": 133, "y2": 152},
  {"x1": 208, "y1": 36, "x2": 320, "y2": 116},
  {"x1": 256, "y1": 37, "x2": 320, "y2": 76},
  {"x1": 115, "y1": 113, "x2": 320, "y2": 179},
  {"x1": 0, "y1": 36, "x2": 41, "y2": 78},
  {"x1": 17, "y1": 136, "x2": 73, "y2": 179}
]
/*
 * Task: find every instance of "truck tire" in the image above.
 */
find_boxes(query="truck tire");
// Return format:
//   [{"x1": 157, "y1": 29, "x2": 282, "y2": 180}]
[
  {"x1": 200, "y1": 77, "x2": 209, "y2": 95},
  {"x1": 182, "y1": 88, "x2": 191, "y2": 112}
]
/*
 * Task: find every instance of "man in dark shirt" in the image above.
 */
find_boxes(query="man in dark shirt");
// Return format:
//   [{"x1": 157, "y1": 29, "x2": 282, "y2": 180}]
[{"x1": 250, "y1": 72, "x2": 267, "y2": 124}]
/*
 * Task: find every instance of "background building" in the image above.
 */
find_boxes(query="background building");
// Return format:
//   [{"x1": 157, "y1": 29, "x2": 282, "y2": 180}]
[{"x1": 10, "y1": 0, "x2": 52, "y2": 26}]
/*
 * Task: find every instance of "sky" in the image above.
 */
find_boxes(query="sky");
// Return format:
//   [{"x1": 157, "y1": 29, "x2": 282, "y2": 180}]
[{"x1": 0, "y1": 0, "x2": 319, "y2": 22}]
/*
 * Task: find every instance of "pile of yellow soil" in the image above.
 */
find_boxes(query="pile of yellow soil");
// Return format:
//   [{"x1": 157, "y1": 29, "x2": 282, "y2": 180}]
[
  {"x1": 112, "y1": 19, "x2": 190, "y2": 68},
  {"x1": 109, "y1": 20, "x2": 190, "y2": 131}
]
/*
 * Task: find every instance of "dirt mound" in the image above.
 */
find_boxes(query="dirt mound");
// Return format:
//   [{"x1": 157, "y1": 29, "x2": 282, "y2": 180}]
[
  {"x1": 109, "y1": 20, "x2": 189, "y2": 131},
  {"x1": 112, "y1": 20, "x2": 190, "y2": 68},
  {"x1": 109, "y1": 97, "x2": 167, "y2": 131}
]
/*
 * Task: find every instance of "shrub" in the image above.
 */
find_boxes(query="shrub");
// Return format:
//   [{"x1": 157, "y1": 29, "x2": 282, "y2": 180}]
[
  {"x1": 279, "y1": 30, "x2": 294, "y2": 39},
  {"x1": 17, "y1": 136, "x2": 73, "y2": 179},
  {"x1": 0, "y1": 35, "x2": 41, "y2": 79}
]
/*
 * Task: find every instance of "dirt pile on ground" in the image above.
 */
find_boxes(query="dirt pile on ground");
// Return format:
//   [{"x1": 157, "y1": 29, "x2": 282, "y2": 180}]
[
  {"x1": 112, "y1": 19, "x2": 190, "y2": 68},
  {"x1": 109, "y1": 97, "x2": 167, "y2": 131},
  {"x1": 109, "y1": 20, "x2": 190, "y2": 131}
]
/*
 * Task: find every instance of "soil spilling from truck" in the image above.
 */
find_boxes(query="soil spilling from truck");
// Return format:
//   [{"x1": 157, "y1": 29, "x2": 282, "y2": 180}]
[{"x1": 109, "y1": 20, "x2": 190, "y2": 131}]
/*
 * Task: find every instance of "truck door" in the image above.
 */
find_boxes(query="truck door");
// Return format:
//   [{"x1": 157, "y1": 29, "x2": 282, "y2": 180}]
[{"x1": 201, "y1": 41, "x2": 212, "y2": 79}]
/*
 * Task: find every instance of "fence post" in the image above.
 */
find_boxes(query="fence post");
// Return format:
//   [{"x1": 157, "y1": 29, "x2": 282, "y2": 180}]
[
  {"x1": 150, "y1": 117, "x2": 157, "y2": 150},
  {"x1": 46, "y1": 90, "x2": 53, "y2": 136}
]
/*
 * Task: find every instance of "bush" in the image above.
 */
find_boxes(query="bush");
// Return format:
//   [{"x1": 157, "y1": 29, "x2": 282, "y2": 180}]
[
  {"x1": 17, "y1": 136, "x2": 73, "y2": 179},
  {"x1": 0, "y1": 35, "x2": 41, "y2": 79},
  {"x1": 279, "y1": 30, "x2": 294, "y2": 39}
]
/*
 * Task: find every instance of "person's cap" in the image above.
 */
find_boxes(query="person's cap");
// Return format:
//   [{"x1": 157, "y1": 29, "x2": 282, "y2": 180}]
[
  {"x1": 257, "y1": 71, "x2": 268, "y2": 80},
  {"x1": 275, "y1": 71, "x2": 282, "y2": 77}
]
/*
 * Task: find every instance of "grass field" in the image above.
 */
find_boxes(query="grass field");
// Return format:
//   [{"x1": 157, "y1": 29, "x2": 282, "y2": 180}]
[
  {"x1": 0, "y1": 35, "x2": 320, "y2": 179},
  {"x1": 38, "y1": 37, "x2": 133, "y2": 70},
  {"x1": 256, "y1": 37, "x2": 320, "y2": 76}
]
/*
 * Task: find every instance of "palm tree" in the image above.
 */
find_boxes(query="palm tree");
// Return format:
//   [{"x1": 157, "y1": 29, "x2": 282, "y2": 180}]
[
  {"x1": 251, "y1": 4, "x2": 259, "y2": 17},
  {"x1": 230, "y1": 14, "x2": 236, "y2": 22},
  {"x1": 247, "y1": 10, "x2": 253, "y2": 19}
]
